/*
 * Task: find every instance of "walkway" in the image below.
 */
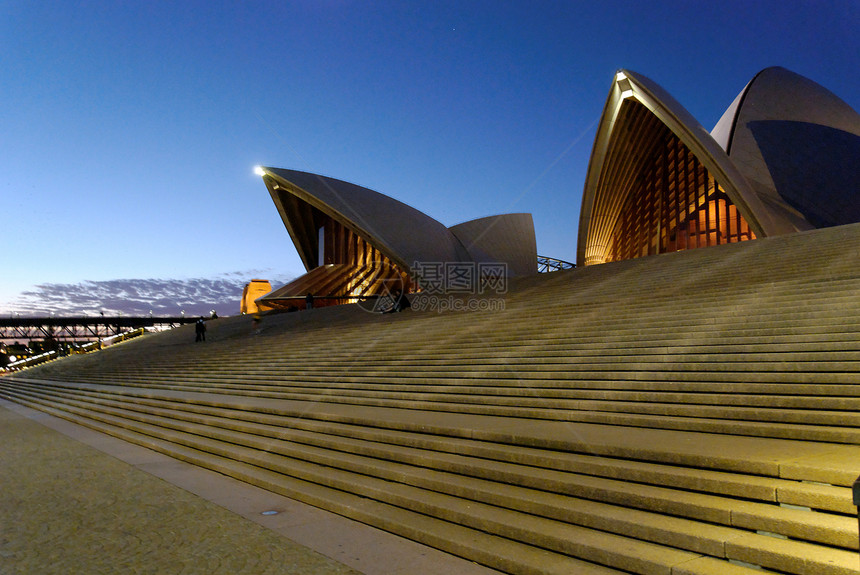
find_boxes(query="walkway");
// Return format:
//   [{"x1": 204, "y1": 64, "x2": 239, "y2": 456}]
[{"x1": 0, "y1": 399, "x2": 500, "y2": 575}]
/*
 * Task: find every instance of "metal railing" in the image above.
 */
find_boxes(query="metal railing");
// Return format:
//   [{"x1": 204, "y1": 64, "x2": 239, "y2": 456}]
[
  {"x1": 2, "y1": 328, "x2": 148, "y2": 373},
  {"x1": 537, "y1": 255, "x2": 576, "y2": 273}
]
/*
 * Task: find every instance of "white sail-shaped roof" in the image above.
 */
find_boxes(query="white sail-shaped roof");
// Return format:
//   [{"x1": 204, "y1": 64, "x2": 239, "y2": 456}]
[
  {"x1": 711, "y1": 67, "x2": 860, "y2": 231},
  {"x1": 577, "y1": 70, "x2": 770, "y2": 266},
  {"x1": 260, "y1": 168, "x2": 470, "y2": 273}
]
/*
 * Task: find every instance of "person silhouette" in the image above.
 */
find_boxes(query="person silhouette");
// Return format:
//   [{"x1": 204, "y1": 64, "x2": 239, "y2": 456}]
[{"x1": 195, "y1": 318, "x2": 206, "y2": 342}]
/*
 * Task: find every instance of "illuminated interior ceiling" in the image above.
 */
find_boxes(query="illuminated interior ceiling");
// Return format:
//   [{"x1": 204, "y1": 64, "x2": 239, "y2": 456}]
[
  {"x1": 257, "y1": 169, "x2": 433, "y2": 306},
  {"x1": 577, "y1": 70, "x2": 769, "y2": 267},
  {"x1": 603, "y1": 111, "x2": 757, "y2": 263},
  {"x1": 578, "y1": 67, "x2": 860, "y2": 267},
  {"x1": 257, "y1": 214, "x2": 411, "y2": 308},
  {"x1": 260, "y1": 168, "x2": 469, "y2": 273}
]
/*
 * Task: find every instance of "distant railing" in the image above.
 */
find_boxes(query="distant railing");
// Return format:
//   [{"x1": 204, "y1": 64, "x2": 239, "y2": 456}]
[
  {"x1": 2, "y1": 327, "x2": 147, "y2": 373},
  {"x1": 537, "y1": 255, "x2": 576, "y2": 273},
  {"x1": 4, "y1": 350, "x2": 59, "y2": 372}
]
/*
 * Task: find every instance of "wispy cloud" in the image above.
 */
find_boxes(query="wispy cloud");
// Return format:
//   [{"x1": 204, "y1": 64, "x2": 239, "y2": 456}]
[{"x1": 0, "y1": 271, "x2": 293, "y2": 317}]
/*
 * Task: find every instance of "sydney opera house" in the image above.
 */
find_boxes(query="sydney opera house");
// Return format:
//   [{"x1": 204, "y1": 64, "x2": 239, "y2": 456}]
[
  {"x1": 250, "y1": 66, "x2": 859, "y2": 311},
  {"x1": 5, "y1": 66, "x2": 857, "y2": 575},
  {"x1": 250, "y1": 168, "x2": 537, "y2": 311},
  {"x1": 578, "y1": 66, "x2": 859, "y2": 265}
]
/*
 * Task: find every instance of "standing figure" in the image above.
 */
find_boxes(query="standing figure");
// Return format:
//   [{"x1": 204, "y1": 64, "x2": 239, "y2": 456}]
[{"x1": 195, "y1": 318, "x2": 206, "y2": 342}]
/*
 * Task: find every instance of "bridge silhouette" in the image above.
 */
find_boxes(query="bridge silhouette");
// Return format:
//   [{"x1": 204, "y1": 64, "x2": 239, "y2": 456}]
[{"x1": 0, "y1": 316, "x2": 200, "y2": 343}]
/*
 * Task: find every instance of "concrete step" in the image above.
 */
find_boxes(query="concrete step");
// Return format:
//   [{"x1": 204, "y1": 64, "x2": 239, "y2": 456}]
[
  {"x1": 139, "y1": 346, "x2": 860, "y2": 365},
  {"x1": 5, "y1": 378, "x2": 860, "y2": 483},
  {"x1": 0, "y1": 389, "x2": 712, "y2": 574},
  {"x1": 10, "y1": 376, "x2": 860, "y2": 443},
  {"x1": 12, "y1": 382, "x2": 855, "y2": 485},
  {"x1": 42, "y1": 374, "x2": 860, "y2": 429},
  {"x1": 5, "y1": 223, "x2": 859, "y2": 575},
  {"x1": 37, "y1": 374, "x2": 860, "y2": 407},
  {"x1": 2, "y1": 382, "x2": 857, "y2": 575},
  {"x1": 1, "y1": 393, "x2": 624, "y2": 575},
  {"x1": 4, "y1": 379, "x2": 854, "y2": 514},
  {"x1": 37, "y1": 369, "x2": 860, "y2": 391},
  {"x1": 40, "y1": 307, "x2": 860, "y2": 362}
]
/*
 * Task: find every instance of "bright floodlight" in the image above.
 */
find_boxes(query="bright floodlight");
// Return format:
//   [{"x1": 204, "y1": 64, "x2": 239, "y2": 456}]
[{"x1": 254, "y1": 165, "x2": 266, "y2": 176}]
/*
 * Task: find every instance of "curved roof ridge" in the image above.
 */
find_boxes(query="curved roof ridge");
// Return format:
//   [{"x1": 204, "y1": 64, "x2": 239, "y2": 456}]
[
  {"x1": 264, "y1": 167, "x2": 450, "y2": 239},
  {"x1": 711, "y1": 67, "x2": 771, "y2": 154},
  {"x1": 449, "y1": 212, "x2": 533, "y2": 228}
]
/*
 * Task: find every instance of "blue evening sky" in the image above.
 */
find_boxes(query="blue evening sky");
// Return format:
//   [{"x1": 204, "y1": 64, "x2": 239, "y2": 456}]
[{"x1": 1, "y1": 1, "x2": 857, "y2": 312}]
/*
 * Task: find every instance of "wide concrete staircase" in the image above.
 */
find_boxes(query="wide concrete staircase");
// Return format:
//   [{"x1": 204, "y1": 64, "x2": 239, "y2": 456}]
[{"x1": 3, "y1": 223, "x2": 860, "y2": 575}]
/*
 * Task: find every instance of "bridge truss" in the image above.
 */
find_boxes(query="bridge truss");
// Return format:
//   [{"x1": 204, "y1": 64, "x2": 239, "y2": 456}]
[{"x1": 0, "y1": 316, "x2": 197, "y2": 344}]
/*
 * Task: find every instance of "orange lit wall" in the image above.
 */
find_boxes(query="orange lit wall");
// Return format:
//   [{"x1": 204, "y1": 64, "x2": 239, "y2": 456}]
[{"x1": 240, "y1": 280, "x2": 272, "y2": 314}]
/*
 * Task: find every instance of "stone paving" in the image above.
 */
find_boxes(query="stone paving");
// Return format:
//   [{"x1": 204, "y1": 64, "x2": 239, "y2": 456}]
[
  {"x1": 0, "y1": 400, "x2": 501, "y2": 575},
  {"x1": 0, "y1": 404, "x2": 363, "y2": 575}
]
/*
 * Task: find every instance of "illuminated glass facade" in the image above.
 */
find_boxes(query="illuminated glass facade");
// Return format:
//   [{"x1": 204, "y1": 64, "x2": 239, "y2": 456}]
[
  {"x1": 580, "y1": 91, "x2": 761, "y2": 267},
  {"x1": 606, "y1": 125, "x2": 755, "y2": 263}
]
